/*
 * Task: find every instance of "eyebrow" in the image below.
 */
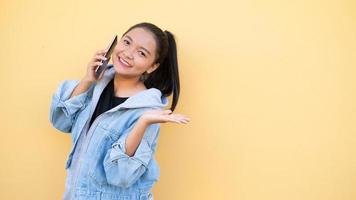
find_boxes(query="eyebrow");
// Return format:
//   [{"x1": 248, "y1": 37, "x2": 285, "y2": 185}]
[{"x1": 124, "y1": 35, "x2": 152, "y2": 55}]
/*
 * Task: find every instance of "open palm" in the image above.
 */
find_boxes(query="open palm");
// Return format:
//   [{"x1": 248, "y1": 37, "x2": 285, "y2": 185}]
[{"x1": 141, "y1": 109, "x2": 190, "y2": 125}]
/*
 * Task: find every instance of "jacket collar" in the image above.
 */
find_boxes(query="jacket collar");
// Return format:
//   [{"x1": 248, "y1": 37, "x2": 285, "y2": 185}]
[{"x1": 90, "y1": 65, "x2": 169, "y2": 113}]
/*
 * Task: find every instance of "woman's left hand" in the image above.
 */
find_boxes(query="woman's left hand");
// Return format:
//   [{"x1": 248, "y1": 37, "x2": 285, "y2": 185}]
[{"x1": 140, "y1": 109, "x2": 190, "y2": 125}]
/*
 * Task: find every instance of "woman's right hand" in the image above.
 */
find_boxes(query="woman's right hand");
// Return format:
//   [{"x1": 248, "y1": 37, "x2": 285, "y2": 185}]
[{"x1": 82, "y1": 49, "x2": 108, "y2": 83}]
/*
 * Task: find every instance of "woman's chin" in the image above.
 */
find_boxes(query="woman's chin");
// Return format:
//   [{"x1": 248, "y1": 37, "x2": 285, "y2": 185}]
[
  {"x1": 113, "y1": 65, "x2": 138, "y2": 79},
  {"x1": 113, "y1": 63, "x2": 129, "y2": 74}
]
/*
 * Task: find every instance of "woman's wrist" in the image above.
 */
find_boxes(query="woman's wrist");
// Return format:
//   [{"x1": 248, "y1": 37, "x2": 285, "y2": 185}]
[
  {"x1": 69, "y1": 77, "x2": 94, "y2": 99},
  {"x1": 79, "y1": 77, "x2": 94, "y2": 91},
  {"x1": 138, "y1": 116, "x2": 151, "y2": 127},
  {"x1": 81, "y1": 77, "x2": 95, "y2": 84}
]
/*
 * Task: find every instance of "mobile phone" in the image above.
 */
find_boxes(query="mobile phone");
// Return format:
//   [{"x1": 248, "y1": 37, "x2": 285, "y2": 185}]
[{"x1": 95, "y1": 35, "x2": 118, "y2": 78}]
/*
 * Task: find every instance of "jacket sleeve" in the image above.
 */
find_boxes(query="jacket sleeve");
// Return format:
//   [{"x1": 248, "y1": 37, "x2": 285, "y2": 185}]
[
  {"x1": 103, "y1": 122, "x2": 160, "y2": 188},
  {"x1": 49, "y1": 80, "x2": 92, "y2": 133}
]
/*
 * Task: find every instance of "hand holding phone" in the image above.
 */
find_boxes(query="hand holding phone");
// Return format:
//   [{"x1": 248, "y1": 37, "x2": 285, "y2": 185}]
[{"x1": 95, "y1": 35, "x2": 118, "y2": 79}]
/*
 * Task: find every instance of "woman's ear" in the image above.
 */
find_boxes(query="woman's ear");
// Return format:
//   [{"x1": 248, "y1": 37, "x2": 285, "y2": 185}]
[{"x1": 147, "y1": 63, "x2": 160, "y2": 74}]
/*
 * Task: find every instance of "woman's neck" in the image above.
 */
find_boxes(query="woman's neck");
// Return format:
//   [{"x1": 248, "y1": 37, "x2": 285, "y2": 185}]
[{"x1": 113, "y1": 73, "x2": 147, "y2": 97}]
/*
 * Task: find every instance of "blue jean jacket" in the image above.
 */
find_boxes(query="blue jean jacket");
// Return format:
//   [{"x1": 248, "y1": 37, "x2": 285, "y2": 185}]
[{"x1": 49, "y1": 65, "x2": 168, "y2": 199}]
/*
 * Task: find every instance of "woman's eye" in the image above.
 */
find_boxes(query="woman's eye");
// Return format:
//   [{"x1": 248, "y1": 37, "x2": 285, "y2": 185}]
[
  {"x1": 138, "y1": 51, "x2": 146, "y2": 57},
  {"x1": 123, "y1": 40, "x2": 129, "y2": 45}
]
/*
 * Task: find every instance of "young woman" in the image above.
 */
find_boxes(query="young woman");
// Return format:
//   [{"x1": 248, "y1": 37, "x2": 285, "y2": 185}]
[{"x1": 49, "y1": 22, "x2": 190, "y2": 200}]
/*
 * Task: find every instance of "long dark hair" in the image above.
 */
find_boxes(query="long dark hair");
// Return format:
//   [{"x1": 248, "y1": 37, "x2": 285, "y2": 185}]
[{"x1": 121, "y1": 22, "x2": 180, "y2": 112}]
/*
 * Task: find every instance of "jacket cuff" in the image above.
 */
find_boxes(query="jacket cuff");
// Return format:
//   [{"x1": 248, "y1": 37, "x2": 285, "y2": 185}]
[
  {"x1": 53, "y1": 80, "x2": 91, "y2": 117},
  {"x1": 108, "y1": 136, "x2": 153, "y2": 168}
]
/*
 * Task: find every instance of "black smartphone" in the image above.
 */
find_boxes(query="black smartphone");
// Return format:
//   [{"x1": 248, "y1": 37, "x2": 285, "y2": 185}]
[{"x1": 95, "y1": 35, "x2": 118, "y2": 78}]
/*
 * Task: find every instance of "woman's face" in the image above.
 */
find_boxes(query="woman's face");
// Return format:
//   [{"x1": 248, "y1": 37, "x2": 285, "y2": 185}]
[{"x1": 112, "y1": 27, "x2": 160, "y2": 79}]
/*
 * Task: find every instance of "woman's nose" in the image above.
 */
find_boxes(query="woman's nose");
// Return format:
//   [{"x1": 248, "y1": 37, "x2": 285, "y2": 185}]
[{"x1": 122, "y1": 49, "x2": 134, "y2": 60}]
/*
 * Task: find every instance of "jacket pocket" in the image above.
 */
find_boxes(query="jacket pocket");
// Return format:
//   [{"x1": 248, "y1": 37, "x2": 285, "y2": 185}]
[{"x1": 87, "y1": 125, "x2": 122, "y2": 187}]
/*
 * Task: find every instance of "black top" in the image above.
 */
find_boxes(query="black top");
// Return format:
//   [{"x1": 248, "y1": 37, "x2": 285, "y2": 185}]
[{"x1": 89, "y1": 78, "x2": 129, "y2": 128}]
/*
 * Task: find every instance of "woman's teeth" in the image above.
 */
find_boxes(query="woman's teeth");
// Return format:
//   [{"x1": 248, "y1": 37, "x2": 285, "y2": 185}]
[{"x1": 119, "y1": 57, "x2": 131, "y2": 67}]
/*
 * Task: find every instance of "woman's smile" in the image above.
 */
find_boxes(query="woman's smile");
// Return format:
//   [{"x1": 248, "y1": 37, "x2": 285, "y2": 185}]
[{"x1": 115, "y1": 55, "x2": 133, "y2": 68}]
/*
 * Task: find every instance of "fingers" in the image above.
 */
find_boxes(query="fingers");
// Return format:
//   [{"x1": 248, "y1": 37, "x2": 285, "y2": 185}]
[
  {"x1": 143, "y1": 109, "x2": 190, "y2": 124},
  {"x1": 91, "y1": 55, "x2": 107, "y2": 64},
  {"x1": 165, "y1": 113, "x2": 190, "y2": 124},
  {"x1": 88, "y1": 50, "x2": 108, "y2": 70},
  {"x1": 161, "y1": 109, "x2": 190, "y2": 124},
  {"x1": 94, "y1": 61, "x2": 103, "y2": 66},
  {"x1": 164, "y1": 116, "x2": 183, "y2": 124},
  {"x1": 91, "y1": 49, "x2": 107, "y2": 62},
  {"x1": 94, "y1": 54, "x2": 107, "y2": 61},
  {"x1": 88, "y1": 61, "x2": 104, "y2": 71}
]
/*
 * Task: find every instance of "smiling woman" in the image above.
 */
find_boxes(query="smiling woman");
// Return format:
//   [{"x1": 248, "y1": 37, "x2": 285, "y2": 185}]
[
  {"x1": 114, "y1": 29, "x2": 158, "y2": 73},
  {"x1": 49, "y1": 22, "x2": 190, "y2": 200}
]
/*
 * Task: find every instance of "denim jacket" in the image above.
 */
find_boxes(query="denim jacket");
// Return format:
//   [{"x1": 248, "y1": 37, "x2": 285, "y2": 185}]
[{"x1": 49, "y1": 65, "x2": 168, "y2": 200}]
